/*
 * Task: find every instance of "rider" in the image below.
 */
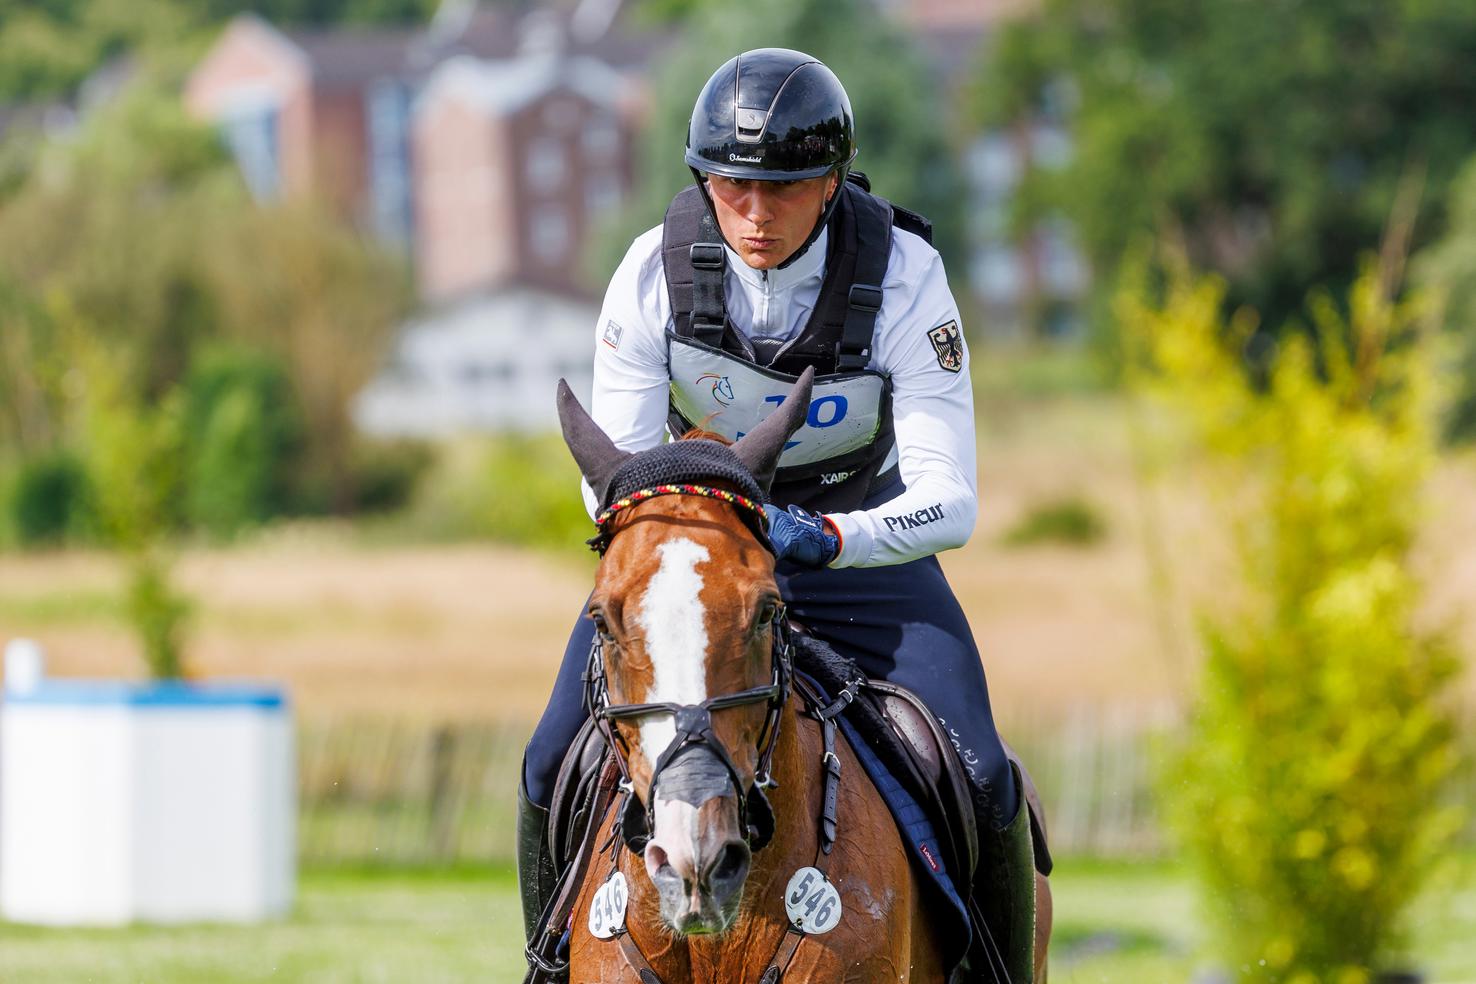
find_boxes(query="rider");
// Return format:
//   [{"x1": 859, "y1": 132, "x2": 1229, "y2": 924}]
[{"x1": 519, "y1": 48, "x2": 1036, "y2": 981}]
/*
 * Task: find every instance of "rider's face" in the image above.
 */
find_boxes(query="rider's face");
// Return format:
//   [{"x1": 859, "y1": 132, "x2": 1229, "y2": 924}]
[{"x1": 706, "y1": 172, "x2": 839, "y2": 270}]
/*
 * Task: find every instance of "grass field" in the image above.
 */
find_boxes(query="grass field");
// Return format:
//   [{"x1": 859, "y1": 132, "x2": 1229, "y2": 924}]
[{"x1": 2, "y1": 854, "x2": 1472, "y2": 983}]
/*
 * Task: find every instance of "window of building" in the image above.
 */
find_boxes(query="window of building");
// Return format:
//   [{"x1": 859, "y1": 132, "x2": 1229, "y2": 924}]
[
  {"x1": 584, "y1": 172, "x2": 624, "y2": 217},
  {"x1": 971, "y1": 246, "x2": 1022, "y2": 306},
  {"x1": 531, "y1": 206, "x2": 570, "y2": 264},
  {"x1": 582, "y1": 115, "x2": 621, "y2": 160},
  {"x1": 219, "y1": 100, "x2": 281, "y2": 202},
  {"x1": 542, "y1": 98, "x2": 580, "y2": 133},
  {"x1": 526, "y1": 137, "x2": 567, "y2": 193},
  {"x1": 366, "y1": 78, "x2": 413, "y2": 252},
  {"x1": 965, "y1": 133, "x2": 1018, "y2": 196},
  {"x1": 1038, "y1": 217, "x2": 1087, "y2": 297}
]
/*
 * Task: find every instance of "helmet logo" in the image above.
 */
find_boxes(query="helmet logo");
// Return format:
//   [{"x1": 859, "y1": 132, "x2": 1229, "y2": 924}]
[{"x1": 729, "y1": 153, "x2": 763, "y2": 163}]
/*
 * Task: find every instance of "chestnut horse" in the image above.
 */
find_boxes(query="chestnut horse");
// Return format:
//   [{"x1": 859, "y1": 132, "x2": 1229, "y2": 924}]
[{"x1": 555, "y1": 369, "x2": 1047, "y2": 982}]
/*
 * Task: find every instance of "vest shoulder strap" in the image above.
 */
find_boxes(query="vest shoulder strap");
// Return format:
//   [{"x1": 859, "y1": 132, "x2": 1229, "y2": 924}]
[
  {"x1": 662, "y1": 180, "x2": 934, "y2": 371},
  {"x1": 662, "y1": 185, "x2": 726, "y2": 346},
  {"x1": 891, "y1": 202, "x2": 933, "y2": 245},
  {"x1": 812, "y1": 182, "x2": 892, "y2": 371}
]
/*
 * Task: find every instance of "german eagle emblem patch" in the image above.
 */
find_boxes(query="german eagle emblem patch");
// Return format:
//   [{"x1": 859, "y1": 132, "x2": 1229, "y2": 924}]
[{"x1": 928, "y1": 320, "x2": 963, "y2": 373}]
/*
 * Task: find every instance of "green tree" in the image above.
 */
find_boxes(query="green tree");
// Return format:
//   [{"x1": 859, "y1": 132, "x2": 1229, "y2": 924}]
[
  {"x1": 976, "y1": 0, "x2": 1476, "y2": 348},
  {"x1": 199, "y1": 200, "x2": 409, "y2": 512},
  {"x1": 0, "y1": 0, "x2": 200, "y2": 100},
  {"x1": 0, "y1": 80, "x2": 407, "y2": 521},
  {"x1": 68, "y1": 317, "x2": 192, "y2": 679},
  {"x1": 197, "y1": 0, "x2": 440, "y2": 27},
  {"x1": 1415, "y1": 155, "x2": 1476, "y2": 442},
  {"x1": 0, "y1": 79, "x2": 234, "y2": 405},
  {"x1": 591, "y1": 0, "x2": 966, "y2": 285},
  {"x1": 0, "y1": 0, "x2": 441, "y2": 102},
  {"x1": 182, "y1": 345, "x2": 304, "y2": 537},
  {"x1": 1126, "y1": 259, "x2": 1461, "y2": 981}
]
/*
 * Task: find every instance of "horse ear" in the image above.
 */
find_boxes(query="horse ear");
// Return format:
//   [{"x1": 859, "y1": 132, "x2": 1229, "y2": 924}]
[
  {"x1": 732, "y1": 366, "x2": 814, "y2": 494},
  {"x1": 556, "y1": 379, "x2": 631, "y2": 505}
]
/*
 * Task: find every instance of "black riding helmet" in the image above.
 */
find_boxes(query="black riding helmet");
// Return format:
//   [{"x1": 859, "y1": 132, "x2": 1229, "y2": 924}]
[{"x1": 685, "y1": 48, "x2": 857, "y2": 269}]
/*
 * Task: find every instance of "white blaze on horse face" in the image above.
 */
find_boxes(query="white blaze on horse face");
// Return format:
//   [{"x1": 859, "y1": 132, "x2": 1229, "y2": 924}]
[{"x1": 634, "y1": 537, "x2": 711, "y2": 765}]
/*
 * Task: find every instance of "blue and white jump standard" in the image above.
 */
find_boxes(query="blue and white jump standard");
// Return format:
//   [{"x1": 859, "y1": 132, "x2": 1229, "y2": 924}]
[{"x1": 0, "y1": 642, "x2": 295, "y2": 926}]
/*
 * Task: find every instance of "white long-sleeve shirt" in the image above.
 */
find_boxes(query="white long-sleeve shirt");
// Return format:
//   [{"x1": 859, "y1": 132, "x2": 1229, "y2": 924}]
[{"x1": 583, "y1": 222, "x2": 978, "y2": 568}]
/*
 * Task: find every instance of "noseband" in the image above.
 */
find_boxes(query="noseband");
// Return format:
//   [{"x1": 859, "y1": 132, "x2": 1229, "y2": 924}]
[{"x1": 582, "y1": 484, "x2": 793, "y2": 855}]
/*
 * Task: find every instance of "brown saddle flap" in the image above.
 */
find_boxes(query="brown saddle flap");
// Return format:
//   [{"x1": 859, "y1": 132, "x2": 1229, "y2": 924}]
[
  {"x1": 864, "y1": 680, "x2": 1052, "y2": 879},
  {"x1": 862, "y1": 679, "x2": 980, "y2": 884},
  {"x1": 548, "y1": 715, "x2": 610, "y2": 873}
]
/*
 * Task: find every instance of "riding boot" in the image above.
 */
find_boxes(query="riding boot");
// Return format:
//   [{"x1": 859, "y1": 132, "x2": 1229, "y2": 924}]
[
  {"x1": 516, "y1": 780, "x2": 558, "y2": 951},
  {"x1": 963, "y1": 763, "x2": 1036, "y2": 984}
]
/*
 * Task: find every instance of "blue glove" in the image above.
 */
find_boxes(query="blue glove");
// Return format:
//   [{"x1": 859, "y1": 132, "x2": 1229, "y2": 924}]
[{"x1": 764, "y1": 503, "x2": 840, "y2": 568}]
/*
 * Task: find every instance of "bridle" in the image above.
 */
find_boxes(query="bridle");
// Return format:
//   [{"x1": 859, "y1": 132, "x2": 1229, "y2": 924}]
[
  {"x1": 588, "y1": 481, "x2": 770, "y2": 557},
  {"x1": 582, "y1": 484, "x2": 794, "y2": 855}
]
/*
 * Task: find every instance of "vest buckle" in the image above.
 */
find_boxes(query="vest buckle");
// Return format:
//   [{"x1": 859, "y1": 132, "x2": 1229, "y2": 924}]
[
  {"x1": 848, "y1": 284, "x2": 882, "y2": 313},
  {"x1": 690, "y1": 243, "x2": 725, "y2": 270}
]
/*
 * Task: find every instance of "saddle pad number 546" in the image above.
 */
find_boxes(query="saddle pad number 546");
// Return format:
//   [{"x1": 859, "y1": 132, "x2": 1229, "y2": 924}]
[
  {"x1": 588, "y1": 872, "x2": 628, "y2": 939},
  {"x1": 784, "y1": 867, "x2": 843, "y2": 934}
]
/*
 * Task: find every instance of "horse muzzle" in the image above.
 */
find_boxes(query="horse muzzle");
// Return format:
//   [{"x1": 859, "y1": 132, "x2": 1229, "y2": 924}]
[{"x1": 641, "y1": 746, "x2": 753, "y2": 934}]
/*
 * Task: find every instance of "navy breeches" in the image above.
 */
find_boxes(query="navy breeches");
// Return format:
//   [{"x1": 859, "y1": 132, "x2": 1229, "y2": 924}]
[{"x1": 521, "y1": 554, "x2": 1019, "y2": 829}]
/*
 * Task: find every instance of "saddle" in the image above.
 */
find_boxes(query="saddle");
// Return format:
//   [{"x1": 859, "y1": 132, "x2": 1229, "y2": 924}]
[{"x1": 525, "y1": 639, "x2": 1053, "y2": 984}]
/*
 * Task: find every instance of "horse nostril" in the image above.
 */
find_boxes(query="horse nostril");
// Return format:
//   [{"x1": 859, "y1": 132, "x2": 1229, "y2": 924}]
[
  {"x1": 645, "y1": 843, "x2": 671, "y2": 878},
  {"x1": 706, "y1": 840, "x2": 751, "y2": 891},
  {"x1": 644, "y1": 842, "x2": 688, "y2": 892}
]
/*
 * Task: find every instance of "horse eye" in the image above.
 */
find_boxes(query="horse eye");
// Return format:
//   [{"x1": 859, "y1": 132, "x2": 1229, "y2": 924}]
[
  {"x1": 591, "y1": 612, "x2": 616, "y2": 641},
  {"x1": 756, "y1": 603, "x2": 778, "y2": 628}
]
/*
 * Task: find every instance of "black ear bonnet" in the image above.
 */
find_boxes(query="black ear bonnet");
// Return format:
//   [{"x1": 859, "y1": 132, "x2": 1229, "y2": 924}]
[{"x1": 600, "y1": 440, "x2": 770, "y2": 548}]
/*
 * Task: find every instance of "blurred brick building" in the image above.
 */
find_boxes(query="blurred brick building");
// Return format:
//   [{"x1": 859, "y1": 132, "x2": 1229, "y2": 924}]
[
  {"x1": 413, "y1": 48, "x2": 633, "y2": 300},
  {"x1": 185, "y1": 1, "x2": 665, "y2": 434},
  {"x1": 891, "y1": 0, "x2": 1087, "y2": 340},
  {"x1": 184, "y1": 0, "x2": 657, "y2": 301}
]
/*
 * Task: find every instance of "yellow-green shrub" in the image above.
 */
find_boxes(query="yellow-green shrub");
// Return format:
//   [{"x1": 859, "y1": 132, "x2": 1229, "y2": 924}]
[
  {"x1": 72, "y1": 326, "x2": 191, "y2": 679},
  {"x1": 1124, "y1": 262, "x2": 1462, "y2": 981}
]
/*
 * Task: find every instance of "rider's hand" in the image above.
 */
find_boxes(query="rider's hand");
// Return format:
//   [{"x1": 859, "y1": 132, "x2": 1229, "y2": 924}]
[{"x1": 763, "y1": 503, "x2": 840, "y2": 568}]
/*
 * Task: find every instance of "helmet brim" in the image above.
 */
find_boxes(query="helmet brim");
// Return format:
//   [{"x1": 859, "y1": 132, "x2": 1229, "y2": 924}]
[{"x1": 685, "y1": 148, "x2": 855, "y2": 182}]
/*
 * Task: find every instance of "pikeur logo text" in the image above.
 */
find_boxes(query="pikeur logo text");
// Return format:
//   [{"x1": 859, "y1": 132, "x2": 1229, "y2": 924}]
[{"x1": 882, "y1": 504, "x2": 945, "y2": 532}]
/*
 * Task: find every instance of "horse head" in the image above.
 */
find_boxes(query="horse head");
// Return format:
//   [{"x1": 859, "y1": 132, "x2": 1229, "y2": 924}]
[{"x1": 556, "y1": 368, "x2": 814, "y2": 936}]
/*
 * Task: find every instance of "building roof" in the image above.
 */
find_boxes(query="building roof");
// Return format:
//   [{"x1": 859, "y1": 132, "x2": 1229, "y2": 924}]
[
  {"x1": 200, "y1": 2, "x2": 670, "y2": 95},
  {"x1": 420, "y1": 51, "x2": 627, "y2": 116},
  {"x1": 412, "y1": 0, "x2": 670, "y2": 74},
  {"x1": 283, "y1": 26, "x2": 420, "y2": 87}
]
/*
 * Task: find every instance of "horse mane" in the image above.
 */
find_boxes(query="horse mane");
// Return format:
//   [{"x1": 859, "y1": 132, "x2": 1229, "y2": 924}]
[{"x1": 679, "y1": 422, "x2": 730, "y2": 444}]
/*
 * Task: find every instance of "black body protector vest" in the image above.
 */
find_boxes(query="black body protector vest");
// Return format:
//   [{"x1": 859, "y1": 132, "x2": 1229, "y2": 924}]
[{"x1": 662, "y1": 174, "x2": 933, "y2": 513}]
